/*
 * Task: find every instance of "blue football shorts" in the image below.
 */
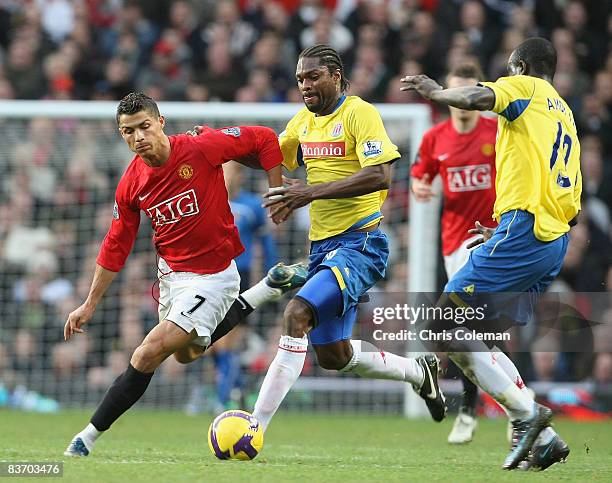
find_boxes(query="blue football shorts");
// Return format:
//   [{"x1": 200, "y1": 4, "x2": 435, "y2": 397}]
[
  {"x1": 295, "y1": 228, "x2": 389, "y2": 345},
  {"x1": 444, "y1": 209, "x2": 569, "y2": 325}
]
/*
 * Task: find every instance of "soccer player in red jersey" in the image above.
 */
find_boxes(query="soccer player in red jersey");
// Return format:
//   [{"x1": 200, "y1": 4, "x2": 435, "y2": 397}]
[
  {"x1": 410, "y1": 63, "x2": 497, "y2": 444},
  {"x1": 62, "y1": 92, "x2": 294, "y2": 457}
]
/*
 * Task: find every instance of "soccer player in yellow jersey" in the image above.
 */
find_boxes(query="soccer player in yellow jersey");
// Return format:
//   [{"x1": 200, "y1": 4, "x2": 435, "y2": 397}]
[
  {"x1": 401, "y1": 37, "x2": 579, "y2": 470},
  {"x1": 252, "y1": 45, "x2": 447, "y2": 433}
]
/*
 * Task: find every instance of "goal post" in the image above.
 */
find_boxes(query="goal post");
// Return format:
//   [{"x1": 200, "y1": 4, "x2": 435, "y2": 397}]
[{"x1": 0, "y1": 100, "x2": 434, "y2": 416}]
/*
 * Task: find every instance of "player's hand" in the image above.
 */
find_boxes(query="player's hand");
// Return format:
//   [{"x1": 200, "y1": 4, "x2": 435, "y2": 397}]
[
  {"x1": 185, "y1": 126, "x2": 203, "y2": 137},
  {"x1": 400, "y1": 75, "x2": 443, "y2": 100},
  {"x1": 411, "y1": 174, "x2": 434, "y2": 202},
  {"x1": 64, "y1": 303, "x2": 95, "y2": 341},
  {"x1": 186, "y1": 125, "x2": 203, "y2": 136},
  {"x1": 466, "y1": 221, "x2": 495, "y2": 249},
  {"x1": 263, "y1": 176, "x2": 312, "y2": 224}
]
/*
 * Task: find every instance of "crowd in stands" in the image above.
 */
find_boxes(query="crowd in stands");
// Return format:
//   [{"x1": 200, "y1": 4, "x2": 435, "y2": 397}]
[{"x1": 0, "y1": 0, "x2": 610, "y2": 409}]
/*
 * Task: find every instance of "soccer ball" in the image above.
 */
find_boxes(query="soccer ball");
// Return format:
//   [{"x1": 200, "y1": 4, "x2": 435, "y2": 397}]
[{"x1": 207, "y1": 410, "x2": 264, "y2": 460}]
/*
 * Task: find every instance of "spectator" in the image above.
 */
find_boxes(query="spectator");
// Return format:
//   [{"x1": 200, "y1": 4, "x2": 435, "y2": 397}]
[
  {"x1": 299, "y1": 10, "x2": 353, "y2": 55},
  {"x1": 562, "y1": 0, "x2": 606, "y2": 74},
  {"x1": 136, "y1": 29, "x2": 192, "y2": 100},
  {"x1": 196, "y1": 39, "x2": 243, "y2": 101},
  {"x1": 203, "y1": 0, "x2": 256, "y2": 60},
  {"x1": 399, "y1": 11, "x2": 445, "y2": 80},
  {"x1": 247, "y1": 32, "x2": 293, "y2": 100},
  {"x1": 103, "y1": 56, "x2": 134, "y2": 99},
  {"x1": 185, "y1": 82, "x2": 209, "y2": 102},
  {"x1": 4, "y1": 39, "x2": 46, "y2": 99},
  {"x1": 169, "y1": 0, "x2": 205, "y2": 69},
  {"x1": 98, "y1": 0, "x2": 157, "y2": 61},
  {"x1": 36, "y1": 0, "x2": 75, "y2": 44},
  {"x1": 459, "y1": 0, "x2": 500, "y2": 68}
]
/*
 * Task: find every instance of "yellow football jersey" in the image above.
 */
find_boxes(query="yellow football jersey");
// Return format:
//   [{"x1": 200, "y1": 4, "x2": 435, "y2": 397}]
[
  {"x1": 480, "y1": 75, "x2": 582, "y2": 241},
  {"x1": 280, "y1": 95, "x2": 400, "y2": 240}
]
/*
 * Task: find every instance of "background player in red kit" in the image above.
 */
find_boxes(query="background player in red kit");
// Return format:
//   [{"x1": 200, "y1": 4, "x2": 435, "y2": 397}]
[
  {"x1": 410, "y1": 63, "x2": 497, "y2": 444},
  {"x1": 62, "y1": 92, "x2": 285, "y2": 457}
]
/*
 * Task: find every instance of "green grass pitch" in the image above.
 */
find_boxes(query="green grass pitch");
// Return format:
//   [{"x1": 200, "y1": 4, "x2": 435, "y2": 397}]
[{"x1": 1, "y1": 410, "x2": 611, "y2": 482}]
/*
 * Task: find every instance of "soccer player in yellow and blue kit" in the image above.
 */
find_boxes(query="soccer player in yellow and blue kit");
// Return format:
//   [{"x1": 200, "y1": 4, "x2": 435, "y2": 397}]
[
  {"x1": 401, "y1": 37, "x2": 579, "y2": 470},
  {"x1": 252, "y1": 45, "x2": 447, "y2": 432}
]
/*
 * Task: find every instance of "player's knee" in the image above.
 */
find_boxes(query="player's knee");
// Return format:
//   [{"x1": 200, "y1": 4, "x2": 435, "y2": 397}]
[
  {"x1": 173, "y1": 351, "x2": 193, "y2": 364},
  {"x1": 314, "y1": 343, "x2": 352, "y2": 370},
  {"x1": 316, "y1": 351, "x2": 350, "y2": 370},
  {"x1": 131, "y1": 340, "x2": 165, "y2": 372},
  {"x1": 173, "y1": 345, "x2": 203, "y2": 364},
  {"x1": 283, "y1": 299, "x2": 313, "y2": 338}
]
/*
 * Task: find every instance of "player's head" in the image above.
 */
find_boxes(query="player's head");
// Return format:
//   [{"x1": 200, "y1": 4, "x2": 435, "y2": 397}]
[
  {"x1": 296, "y1": 44, "x2": 349, "y2": 115},
  {"x1": 116, "y1": 92, "x2": 166, "y2": 156},
  {"x1": 507, "y1": 37, "x2": 557, "y2": 81},
  {"x1": 446, "y1": 62, "x2": 484, "y2": 123}
]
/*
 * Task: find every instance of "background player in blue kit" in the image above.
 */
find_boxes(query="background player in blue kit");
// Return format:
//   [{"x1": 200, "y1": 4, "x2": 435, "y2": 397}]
[
  {"x1": 185, "y1": 160, "x2": 280, "y2": 413},
  {"x1": 213, "y1": 161, "x2": 279, "y2": 410}
]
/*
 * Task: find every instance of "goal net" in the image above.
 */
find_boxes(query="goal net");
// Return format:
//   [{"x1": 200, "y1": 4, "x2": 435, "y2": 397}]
[{"x1": 0, "y1": 100, "x2": 434, "y2": 415}]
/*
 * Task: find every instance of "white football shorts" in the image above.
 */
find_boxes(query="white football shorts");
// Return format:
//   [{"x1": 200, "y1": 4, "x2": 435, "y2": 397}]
[
  {"x1": 443, "y1": 235, "x2": 481, "y2": 279},
  {"x1": 157, "y1": 257, "x2": 240, "y2": 347}
]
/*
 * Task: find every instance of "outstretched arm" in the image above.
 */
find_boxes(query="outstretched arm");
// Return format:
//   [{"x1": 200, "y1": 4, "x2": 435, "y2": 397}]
[
  {"x1": 66, "y1": 187, "x2": 139, "y2": 340},
  {"x1": 308, "y1": 163, "x2": 390, "y2": 199},
  {"x1": 400, "y1": 75, "x2": 495, "y2": 111},
  {"x1": 266, "y1": 164, "x2": 282, "y2": 189},
  {"x1": 263, "y1": 163, "x2": 391, "y2": 223},
  {"x1": 64, "y1": 264, "x2": 118, "y2": 340}
]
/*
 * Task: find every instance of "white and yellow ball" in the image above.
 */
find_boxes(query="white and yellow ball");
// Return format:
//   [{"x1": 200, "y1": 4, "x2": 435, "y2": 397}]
[{"x1": 207, "y1": 410, "x2": 264, "y2": 460}]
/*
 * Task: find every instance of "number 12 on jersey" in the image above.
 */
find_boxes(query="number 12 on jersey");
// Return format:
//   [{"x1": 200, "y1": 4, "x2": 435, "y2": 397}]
[{"x1": 549, "y1": 121, "x2": 573, "y2": 188}]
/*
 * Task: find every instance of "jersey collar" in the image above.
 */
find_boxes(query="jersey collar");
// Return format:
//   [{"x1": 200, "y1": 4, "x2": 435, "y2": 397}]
[{"x1": 316, "y1": 95, "x2": 346, "y2": 117}]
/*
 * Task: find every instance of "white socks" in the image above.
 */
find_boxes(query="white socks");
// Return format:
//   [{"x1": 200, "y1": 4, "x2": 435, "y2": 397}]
[
  {"x1": 449, "y1": 351, "x2": 535, "y2": 421},
  {"x1": 78, "y1": 423, "x2": 103, "y2": 449},
  {"x1": 340, "y1": 340, "x2": 424, "y2": 387},
  {"x1": 493, "y1": 350, "x2": 533, "y2": 400},
  {"x1": 253, "y1": 335, "x2": 308, "y2": 431},
  {"x1": 492, "y1": 349, "x2": 557, "y2": 442},
  {"x1": 252, "y1": 337, "x2": 426, "y2": 431},
  {"x1": 241, "y1": 278, "x2": 282, "y2": 308}
]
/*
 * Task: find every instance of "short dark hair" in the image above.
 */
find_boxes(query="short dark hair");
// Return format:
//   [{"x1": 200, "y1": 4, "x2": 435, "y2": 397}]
[
  {"x1": 447, "y1": 62, "x2": 484, "y2": 82},
  {"x1": 116, "y1": 92, "x2": 160, "y2": 124},
  {"x1": 299, "y1": 44, "x2": 350, "y2": 92},
  {"x1": 514, "y1": 37, "x2": 557, "y2": 78}
]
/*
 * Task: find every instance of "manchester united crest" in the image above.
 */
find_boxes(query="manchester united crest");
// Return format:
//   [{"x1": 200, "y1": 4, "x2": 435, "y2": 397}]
[
  {"x1": 481, "y1": 143, "x2": 494, "y2": 156},
  {"x1": 178, "y1": 164, "x2": 194, "y2": 179}
]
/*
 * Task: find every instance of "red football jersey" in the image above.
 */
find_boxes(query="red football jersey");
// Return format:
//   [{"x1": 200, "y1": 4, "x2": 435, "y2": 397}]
[
  {"x1": 411, "y1": 116, "x2": 497, "y2": 256},
  {"x1": 97, "y1": 126, "x2": 282, "y2": 274}
]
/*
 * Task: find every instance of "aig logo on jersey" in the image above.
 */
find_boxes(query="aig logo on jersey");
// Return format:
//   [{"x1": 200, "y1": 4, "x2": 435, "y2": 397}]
[
  {"x1": 447, "y1": 164, "x2": 491, "y2": 192},
  {"x1": 363, "y1": 141, "x2": 383, "y2": 158},
  {"x1": 146, "y1": 189, "x2": 200, "y2": 226}
]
